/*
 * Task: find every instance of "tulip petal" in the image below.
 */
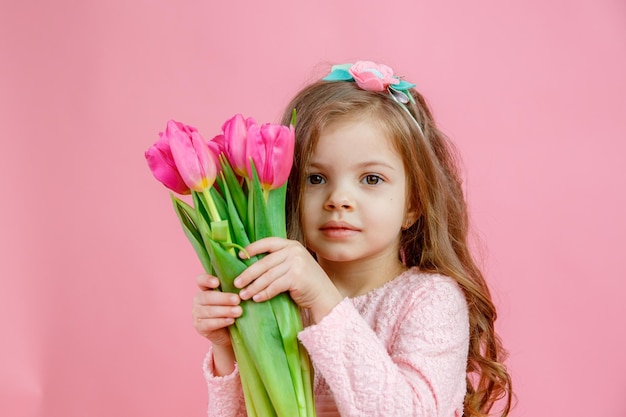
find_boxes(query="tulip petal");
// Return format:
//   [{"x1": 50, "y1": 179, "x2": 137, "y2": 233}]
[
  {"x1": 223, "y1": 114, "x2": 251, "y2": 178},
  {"x1": 145, "y1": 137, "x2": 190, "y2": 195},
  {"x1": 170, "y1": 125, "x2": 217, "y2": 192}
]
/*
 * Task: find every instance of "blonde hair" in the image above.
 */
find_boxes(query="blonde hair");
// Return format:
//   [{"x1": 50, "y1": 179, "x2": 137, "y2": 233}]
[{"x1": 281, "y1": 80, "x2": 513, "y2": 417}]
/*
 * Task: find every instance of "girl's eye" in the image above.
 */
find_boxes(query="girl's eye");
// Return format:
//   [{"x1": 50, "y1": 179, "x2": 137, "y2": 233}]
[
  {"x1": 307, "y1": 174, "x2": 325, "y2": 185},
  {"x1": 362, "y1": 174, "x2": 383, "y2": 185}
]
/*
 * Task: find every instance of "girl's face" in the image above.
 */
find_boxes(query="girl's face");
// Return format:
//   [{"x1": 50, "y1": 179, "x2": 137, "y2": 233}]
[{"x1": 302, "y1": 116, "x2": 412, "y2": 269}]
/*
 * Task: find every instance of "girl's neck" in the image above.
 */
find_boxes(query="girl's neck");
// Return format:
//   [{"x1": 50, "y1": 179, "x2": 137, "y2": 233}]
[{"x1": 318, "y1": 256, "x2": 407, "y2": 298}]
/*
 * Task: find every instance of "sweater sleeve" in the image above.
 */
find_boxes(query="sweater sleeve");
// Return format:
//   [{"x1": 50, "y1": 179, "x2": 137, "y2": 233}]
[
  {"x1": 203, "y1": 346, "x2": 247, "y2": 417},
  {"x1": 297, "y1": 277, "x2": 469, "y2": 417}
]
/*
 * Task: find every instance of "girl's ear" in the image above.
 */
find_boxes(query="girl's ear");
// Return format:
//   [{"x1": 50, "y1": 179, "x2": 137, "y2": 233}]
[{"x1": 402, "y1": 207, "x2": 421, "y2": 230}]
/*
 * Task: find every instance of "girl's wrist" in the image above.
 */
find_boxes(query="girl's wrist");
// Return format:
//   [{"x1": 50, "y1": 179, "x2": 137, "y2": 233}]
[
  {"x1": 310, "y1": 290, "x2": 343, "y2": 324},
  {"x1": 212, "y1": 343, "x2": 237, "y2": 377}
]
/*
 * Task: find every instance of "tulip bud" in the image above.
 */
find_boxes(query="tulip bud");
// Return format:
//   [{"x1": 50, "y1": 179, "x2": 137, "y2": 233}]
[
  {"x1": 248, "y1": 123, "x2": 295, "y2": 191},
  {"x1": 223, "y1": 114, "x2": 258, "y2": 178},
  {"x1": 208, "y1": 134, "x2": 226, "y2": 158}
]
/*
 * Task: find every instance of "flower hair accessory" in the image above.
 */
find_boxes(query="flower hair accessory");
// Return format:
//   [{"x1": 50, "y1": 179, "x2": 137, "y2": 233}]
[{"x1": 323, "y1": 60, "x2": 424, "y2": 135}]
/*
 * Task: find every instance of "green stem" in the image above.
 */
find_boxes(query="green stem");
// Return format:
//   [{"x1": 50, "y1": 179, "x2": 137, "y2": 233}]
[{"x1": 202, "y1": 188, "x2": 222, "y2": 222}]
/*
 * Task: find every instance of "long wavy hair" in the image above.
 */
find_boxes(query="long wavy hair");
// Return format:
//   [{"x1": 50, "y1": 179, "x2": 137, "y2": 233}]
[{"x1": 281, "y1": 80, "x2": 512, "y2": 417}]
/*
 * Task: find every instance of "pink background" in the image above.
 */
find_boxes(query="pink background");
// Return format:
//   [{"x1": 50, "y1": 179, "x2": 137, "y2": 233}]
[{"x1": 1, "y1": 1, "x2": 625, "y2": 416}]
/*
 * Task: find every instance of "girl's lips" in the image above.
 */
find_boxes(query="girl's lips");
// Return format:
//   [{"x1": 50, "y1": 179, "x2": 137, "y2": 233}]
[
  {"x1": 320, "y1": 221, "x2": 360, "y2": 238},
  {"x1": 320, "y1": 221, "x2": 359, "y2": 231}
]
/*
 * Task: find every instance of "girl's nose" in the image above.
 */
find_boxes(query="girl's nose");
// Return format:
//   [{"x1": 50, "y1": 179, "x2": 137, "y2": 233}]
[{"x1": 324, "y1": 187, "x2": 354, "y2": 211}]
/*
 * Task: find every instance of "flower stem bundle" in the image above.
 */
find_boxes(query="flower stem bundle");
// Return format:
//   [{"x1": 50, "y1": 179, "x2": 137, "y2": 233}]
[{"x1": 146, "y1": 113, "x2": 315, "y2": 416}]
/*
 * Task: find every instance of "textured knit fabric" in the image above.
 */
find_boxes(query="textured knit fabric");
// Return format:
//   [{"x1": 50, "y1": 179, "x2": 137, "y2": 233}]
[{"x1": 203, "y1": 268, "x2": 469, "y2": 417}]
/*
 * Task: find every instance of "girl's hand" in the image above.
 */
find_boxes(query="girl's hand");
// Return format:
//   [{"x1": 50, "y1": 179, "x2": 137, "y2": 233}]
[
  {"x1": 234, "y1": 237, "x2": 343, "y2": 323},
  {"x1": 192, "y1": 273, "x2": 242, "y2": 347}
]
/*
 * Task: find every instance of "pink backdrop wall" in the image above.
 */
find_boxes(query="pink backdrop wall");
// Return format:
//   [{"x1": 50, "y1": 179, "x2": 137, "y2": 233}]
[{"x1": 1, "y1": 1, "x2": 625, "y2": 416}]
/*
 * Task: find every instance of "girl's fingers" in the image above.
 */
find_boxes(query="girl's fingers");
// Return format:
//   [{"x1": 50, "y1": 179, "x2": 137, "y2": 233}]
[
  {"x1": 193, "y1": 317, "x2": 237, "y2": 341},
  {"x1": 238, "y1": 261, "x2": 290, "y2": 301},
  {"x1": 196, "y1": 273, "x2": 220, "y2": 290},
  {"x1": 193, "y1": 304, "x2": 243, "y2": 320},
  {"x1": 246, "y1": 278, "x2": 288, "y2": 302},
  {"x1": 192, "y1": 300, "x2": 242, "y2": 338},
  {"x1": 195, "y1": 289, "x2": 240, "y2": 307},
  {"x1": 239, "y1": 237, "x2": 286, "y2": 259},
  {"x1": 235, "y1": 246, "x2": 289, "y2": 289}
]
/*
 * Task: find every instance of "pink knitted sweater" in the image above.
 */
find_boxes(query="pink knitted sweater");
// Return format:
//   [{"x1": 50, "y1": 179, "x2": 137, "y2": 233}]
[{"x1": 203, "y1": 268, "x2": 469, "y2": 417}]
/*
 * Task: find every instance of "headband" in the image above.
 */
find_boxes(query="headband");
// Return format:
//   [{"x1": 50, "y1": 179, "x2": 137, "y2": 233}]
[{"x1": 322, "y1": 61, "x2": 424, "y2": 136}]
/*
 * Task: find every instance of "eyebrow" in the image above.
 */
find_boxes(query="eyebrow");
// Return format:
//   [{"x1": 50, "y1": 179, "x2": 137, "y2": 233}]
[{"x1": 308, "y1": 160, "x2": 398, "y2": 171}]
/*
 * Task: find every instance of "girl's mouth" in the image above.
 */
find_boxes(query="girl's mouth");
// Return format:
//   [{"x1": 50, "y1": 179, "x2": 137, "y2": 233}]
[{"x1": 320, "y1": 221, "x2": 359, "y2": 238}]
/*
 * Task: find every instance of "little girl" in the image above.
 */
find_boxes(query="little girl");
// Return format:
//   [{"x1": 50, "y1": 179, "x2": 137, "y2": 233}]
[{"x1": 192, "y1": 61, "x2": 512, "y2": 417}]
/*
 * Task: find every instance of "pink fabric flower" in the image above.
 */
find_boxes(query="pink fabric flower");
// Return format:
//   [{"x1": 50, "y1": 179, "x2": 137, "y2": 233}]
[{"x1": 348, "y1": 61, "x2": 400, "y2": 92}]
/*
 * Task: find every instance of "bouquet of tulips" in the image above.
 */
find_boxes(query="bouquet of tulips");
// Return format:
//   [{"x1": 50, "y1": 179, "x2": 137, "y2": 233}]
[{"x1": 145, "y1": 113, "x2": 315, "y2": 417}]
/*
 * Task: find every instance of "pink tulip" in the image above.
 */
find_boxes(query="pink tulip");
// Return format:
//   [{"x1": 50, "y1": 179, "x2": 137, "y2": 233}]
[
  {"x1": 166, "y1": 120, "x2": 218, "y2": 192},
  {"x1": 222, "y1": 114, "x2": 258, "y2": 178},
  {"x1": 248, "y1": 122, "x2": 295, "y2": 191},
  {"x1": 145, "y1": 130, "x2": 191, "y2": 195}
]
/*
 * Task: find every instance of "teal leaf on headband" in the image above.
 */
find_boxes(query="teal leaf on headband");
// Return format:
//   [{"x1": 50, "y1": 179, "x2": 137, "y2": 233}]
[
  {"x1": 323, "y1": 64, "x2": 354, "y2": 82},
  {"x1": 323, "y1": 69, "x2": 353, "y2": 81},
  {"x1": 330, "y1": 63, "x2": 353, "y2": 72},
  {"x1": 391, "y1": 79, "x2": 416, "y2": 91}
]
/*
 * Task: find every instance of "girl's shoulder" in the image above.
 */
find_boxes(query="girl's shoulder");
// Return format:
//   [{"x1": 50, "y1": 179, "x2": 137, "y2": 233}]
[
  {"x1": 350, "y1": 268, "x2": 469, "y2": 345},
  {"x1": 352, "y1": 268, "x2": 467, "y2": 318},
  {"x1": 406, "y1": 269, "x2": 465, "y2": 300},
  {"x1": 355, "y1": 268, "x2": 463, "y2": 303}
]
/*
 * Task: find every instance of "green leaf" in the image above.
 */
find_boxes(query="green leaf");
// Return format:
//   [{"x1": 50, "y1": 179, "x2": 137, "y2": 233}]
[
  {"x1": 210, "y1": 187, "x2": 228, "y2": 220},
  {"x1": 192, "y1": 191, "x2": 211, "y2": 227},
  {"x1": 171, "y1": 195, "x2": 212, "y2": 274},
  {"x1": 211, "y1": 220, "x2": 231, "y2": 244},
  {"x1": 249, "y1": 161, "x2": 271, "y2": 240},
  {"x1": 289, "y1": 108, "x2": 297, "y2": 128},
  {"x1": 206, "y1": 240, "x2": 301, "y2": 415},
  {"x1": 267, "y1": 183, "x2": 287, "y2": 238},
  {"x1": 220, "y1": 172, "x2": 257, "y2": 266},
  {"x1": 269, "y1": 294, "x2": 308, "y2": 414},
  {"x1": 220, "y1": 154, "x2": 248, "y2": 226},
  {"x1": 236, "y1": 298, "x2": 300, "y2": 415},
  {"x1": 229, "y1": 325, "x2": 275, "y2": 417},
  {"x1": 247, "y1": 179, "x2": 256, "y2": 242},
  {"x1": 299, "y1": 340, "x2": 315, "y2": 416},
  {"x1": 205, "y1": 238, "x2": 242, "y2": 293}
]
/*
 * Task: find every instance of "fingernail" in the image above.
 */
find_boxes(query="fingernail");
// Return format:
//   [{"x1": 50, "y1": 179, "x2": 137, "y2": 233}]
[
  {"x1": 234, "y1": 278, "x2": 242, "y2": 288},
  {"x1": 232, "y1": 306, "x2": 242, "y2": 316},
  {"x1": 239, "y1": 289, "x2": 248, "y2": 299}
]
